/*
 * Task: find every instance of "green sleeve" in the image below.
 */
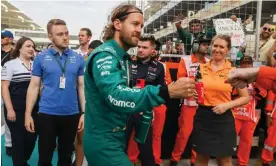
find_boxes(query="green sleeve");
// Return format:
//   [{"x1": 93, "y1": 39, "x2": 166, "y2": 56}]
[
  {"x1": 92, "y1": 52, "x2": 165, "y2": 113},
  {"x1": 177, "y1": 27, "x2": 192, "y2": 53}
]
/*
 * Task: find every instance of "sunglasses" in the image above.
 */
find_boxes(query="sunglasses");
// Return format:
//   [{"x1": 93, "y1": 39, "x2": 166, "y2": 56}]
[{"x1": 263, "y1": 27, "x2": 271, "y2": 32}]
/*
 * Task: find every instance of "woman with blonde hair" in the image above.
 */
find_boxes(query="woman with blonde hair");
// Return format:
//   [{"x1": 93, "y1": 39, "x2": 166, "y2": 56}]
[{"x1": 192, "y1": 35, "x2": 250, "y2": 166}]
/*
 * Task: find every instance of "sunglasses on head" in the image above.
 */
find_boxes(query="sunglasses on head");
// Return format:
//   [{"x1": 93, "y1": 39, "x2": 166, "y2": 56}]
[{"x1": 263, "y1": 27, "x2": 271, "y2": 32}]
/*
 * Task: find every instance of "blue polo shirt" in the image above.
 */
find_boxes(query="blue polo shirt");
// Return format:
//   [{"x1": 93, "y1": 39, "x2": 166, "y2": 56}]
[{"x1": 32, "y1": 47, "x2": 84, "y2": 115}]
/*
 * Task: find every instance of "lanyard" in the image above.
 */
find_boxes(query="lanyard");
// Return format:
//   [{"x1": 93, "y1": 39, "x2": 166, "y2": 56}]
[
  {"x1": 1, "y1": 53, "x2": 10, "y2": 63},
  {"x1": 22, "y1": 63, "x2": 32, "y2": 71},
  {"x1": 53, "y1": 55, "x2": 68, "y2": 77}
]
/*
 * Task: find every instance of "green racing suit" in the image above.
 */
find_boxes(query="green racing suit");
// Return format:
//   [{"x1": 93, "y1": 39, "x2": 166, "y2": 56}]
[{"x1": 83, "y1": 39, "x2": 167, "y2": 166}]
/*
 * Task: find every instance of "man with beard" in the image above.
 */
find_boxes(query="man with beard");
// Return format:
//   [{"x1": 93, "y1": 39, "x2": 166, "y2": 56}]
[
  {"x1": 259, "y1": 23, "x2": 276, "y2": 62},
  {"x1": 83, "y1": 4, "x2": 196, "y2": 166},
  {"x1": 126, "y1": 35, "x2": 166, "y2": 166},
  {"x1": 25, "y1": 19, "x2": 85, "y2": 166},
  {"x1": 76, "y1": 28, "x2": 92, "y2": 57}
]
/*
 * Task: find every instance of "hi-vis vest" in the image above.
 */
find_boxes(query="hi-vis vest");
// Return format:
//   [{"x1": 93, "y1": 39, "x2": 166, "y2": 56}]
[
  {"x1": 265, "y1": 90, "x2": 276, "y2": 118},
  {"x1": 232, "y1": 84, "x2": 260, "y2": 123},
  {"x1": 182, "y1": 55, "x2": 209, "y2": 106}
]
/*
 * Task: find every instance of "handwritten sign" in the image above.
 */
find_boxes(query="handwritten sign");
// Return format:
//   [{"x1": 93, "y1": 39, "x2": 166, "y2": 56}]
[{"x1": 213, "y1": 18, "x2": 245, "y2": 46}]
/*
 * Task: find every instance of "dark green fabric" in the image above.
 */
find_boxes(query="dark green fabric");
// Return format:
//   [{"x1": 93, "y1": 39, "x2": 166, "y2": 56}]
[
  {"x1": 83, "y1": 39, "x2": 165, "y2": 166},
  {"x1": 177, "y1": 27, "x2": 216, "y2": 55}
]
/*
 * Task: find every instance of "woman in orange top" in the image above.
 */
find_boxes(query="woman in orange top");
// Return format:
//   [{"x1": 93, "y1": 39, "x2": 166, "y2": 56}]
[{"x1": 192, "y1": 35, "x2": 249, "y2": 166}]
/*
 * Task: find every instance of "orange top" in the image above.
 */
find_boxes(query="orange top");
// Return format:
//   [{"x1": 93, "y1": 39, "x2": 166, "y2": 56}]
[
  {"x1": 200, "y1": 60, "x2": 233, "y2": 106},
  {"x1": 256, "y1": 66, "x2": 276, "y2": 93},
  {"x1": 164, "y1": 62, "x2": 179, "y2": 85},
  {"x1": 177, "y1": 54, "x2": 207, "y2": 79}
]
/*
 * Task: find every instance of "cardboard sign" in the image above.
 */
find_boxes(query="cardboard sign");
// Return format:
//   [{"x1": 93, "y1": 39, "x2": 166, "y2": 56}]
[{"x1": 213, "y1": 18, "x2": 245, "y2": 46}]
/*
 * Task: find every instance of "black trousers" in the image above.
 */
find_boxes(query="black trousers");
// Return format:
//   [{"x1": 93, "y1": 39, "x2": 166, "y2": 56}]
[
  {"x1": 37, "y1": 113, "x2": 80, "y2": 166},
  {"x1": 126, "y1": 113, "x2": 155, "y2": 166},
  {"x1": 4, "y1": 100, "x2": 38, "y2": 166}
]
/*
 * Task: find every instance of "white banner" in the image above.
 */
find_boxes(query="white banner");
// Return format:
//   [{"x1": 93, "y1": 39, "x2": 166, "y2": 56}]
[{"x1": 213, "y1": 18, "x2": 245, "y2": 47}]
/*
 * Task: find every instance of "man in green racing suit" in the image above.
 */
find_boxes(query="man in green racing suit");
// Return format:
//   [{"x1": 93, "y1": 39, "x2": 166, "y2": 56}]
[{"x1": 83, "y1": 4, "x2": 196, "y2": 166}]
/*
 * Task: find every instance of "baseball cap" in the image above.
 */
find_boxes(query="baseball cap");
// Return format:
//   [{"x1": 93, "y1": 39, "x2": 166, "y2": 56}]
[
  {"x1": 240, "y1": 56, "x2": 253, "y2": 63},
  {"x1": 1, "y1": 30, "x2": 14, "y2": 38}
]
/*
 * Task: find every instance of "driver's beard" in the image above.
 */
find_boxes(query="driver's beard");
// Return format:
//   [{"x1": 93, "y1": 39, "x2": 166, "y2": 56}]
[{"x1": 120, "y1": 32, "x2": 138, "y2": 49}]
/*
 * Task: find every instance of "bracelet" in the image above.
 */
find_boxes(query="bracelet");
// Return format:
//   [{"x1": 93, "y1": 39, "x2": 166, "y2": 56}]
[{"x1": 81, "y1": 112, "x2": 85, "y2": 115}]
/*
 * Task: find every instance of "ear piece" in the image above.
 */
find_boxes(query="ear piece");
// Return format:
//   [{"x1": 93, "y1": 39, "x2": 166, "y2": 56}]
[{"x1": 192, "y1": 40, "x2": 200, "y2": 53}]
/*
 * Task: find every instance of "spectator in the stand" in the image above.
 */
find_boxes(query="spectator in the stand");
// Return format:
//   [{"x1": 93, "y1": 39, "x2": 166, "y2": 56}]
[
  {"x1": 174, "y1": 15, "x2": 216, "y2": 55},
  {"x1": 266, "y1": 41, "x2": 276, "y2": 67},
  {"x1": 1, "y1": 37, "x2": 38, "y2": 166},
  {"x1": 259, "y1": 23, "x2": 276, "y2": 62},
  {"x1": 170, "y1": 38, "x2": 211, "y2": 166},
  {"x1": 1, "y1": 30, "x2": 14, "y2": 157},
  {"x1": 175, "y1": 42, "x2": 185, "y2": 55},
  {"x1": 192, "y1": 35, "x2": 249, "y2": 166},
  {"x1": 76, "y1": 28, "x2": 92, "y2": 56},
  {"x1": 24, "y1": 19, "x2": 85, "y2": 166}
]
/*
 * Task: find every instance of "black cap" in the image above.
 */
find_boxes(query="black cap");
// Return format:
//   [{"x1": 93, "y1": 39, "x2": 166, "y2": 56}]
[
  {"x1": 240, "y1": 56, "x2": 253, "y2": 63},
  {"x1": 199, "y1": 38, "x2": 211, "y2": 44}
]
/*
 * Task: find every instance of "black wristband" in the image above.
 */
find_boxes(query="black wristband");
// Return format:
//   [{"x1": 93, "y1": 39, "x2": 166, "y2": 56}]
[
  {"x1": 81, "y1": 112, "x2": 85, "y2": 115},
  {"x1": 158, "y1": 86, "x2": 170, "y2": 102}
]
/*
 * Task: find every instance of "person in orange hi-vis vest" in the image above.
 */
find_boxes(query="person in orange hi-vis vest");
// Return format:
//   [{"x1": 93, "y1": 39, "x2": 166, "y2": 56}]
[
  {"x1": 170, "y1": 38, "x2": 211, "y2": 166},
  {"x1": 261, "y1": 90, "x2": 276, "y2": 166},
  {"x1": 232, "y1": 55, "x2": 267, "y2": 166}
]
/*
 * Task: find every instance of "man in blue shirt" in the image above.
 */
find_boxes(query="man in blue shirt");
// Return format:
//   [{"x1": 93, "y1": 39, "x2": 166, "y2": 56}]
[{"x1": 25, "y1": 19, "x2": 85, "y2": 166}]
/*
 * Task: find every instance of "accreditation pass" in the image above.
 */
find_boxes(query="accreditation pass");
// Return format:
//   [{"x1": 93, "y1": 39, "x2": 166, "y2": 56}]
[{"x1": 59, "y1": 76, "x2": 66, "y2": 89}]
